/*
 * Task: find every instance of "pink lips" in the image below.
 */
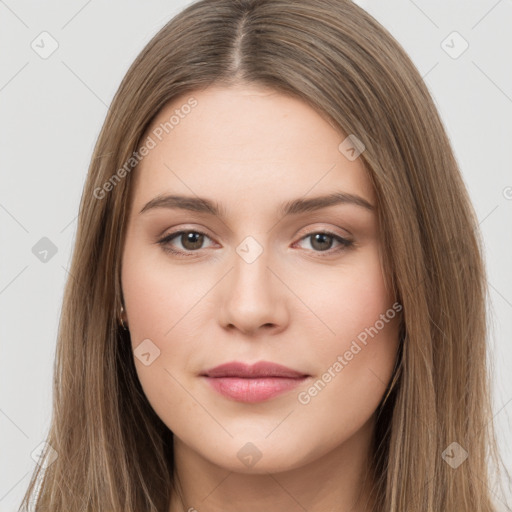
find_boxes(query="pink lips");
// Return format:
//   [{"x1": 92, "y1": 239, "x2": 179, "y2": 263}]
[{"x1": 201, "y1": 361, "x2": 309, "y2": 403}]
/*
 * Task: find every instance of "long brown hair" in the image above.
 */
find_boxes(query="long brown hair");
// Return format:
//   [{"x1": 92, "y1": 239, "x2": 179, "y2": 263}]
[{"x1": 19, "y1": 0, "x2": 510, "y2": 510}]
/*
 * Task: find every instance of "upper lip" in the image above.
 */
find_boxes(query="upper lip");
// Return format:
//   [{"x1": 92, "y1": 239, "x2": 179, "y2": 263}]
[{"x1": 201, "y1": 361, "x2": 308, "y2": 378}]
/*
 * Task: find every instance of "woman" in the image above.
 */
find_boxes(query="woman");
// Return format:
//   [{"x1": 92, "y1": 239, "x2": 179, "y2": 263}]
[{"x1": 20, "y1": 0, "x2": 510, "y2": 511}]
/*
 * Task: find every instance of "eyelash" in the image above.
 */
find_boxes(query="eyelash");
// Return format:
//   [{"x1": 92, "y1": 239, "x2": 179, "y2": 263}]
[{"x1": 156, "y1": 229, "x2": 354, "y2": 258}]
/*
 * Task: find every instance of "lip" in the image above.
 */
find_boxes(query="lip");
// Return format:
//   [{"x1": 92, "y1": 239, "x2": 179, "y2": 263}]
[{"x1": 200, "y1": 361, "x2": 310, "y2": 403}]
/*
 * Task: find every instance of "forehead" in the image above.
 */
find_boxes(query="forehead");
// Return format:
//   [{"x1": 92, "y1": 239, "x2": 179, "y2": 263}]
[{"x1": 131, "y1": 84, "x2": 375, "y2": 214}]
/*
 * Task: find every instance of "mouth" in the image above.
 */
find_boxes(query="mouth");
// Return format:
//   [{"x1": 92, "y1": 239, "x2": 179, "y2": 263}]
[{"x1": 200, "y1": 361, "x2": 310, "y2": 403}]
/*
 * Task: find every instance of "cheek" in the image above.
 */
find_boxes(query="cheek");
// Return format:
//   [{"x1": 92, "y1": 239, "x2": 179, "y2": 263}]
[
  {"x1": 299, "y1": 245, "x2": 396, "y2": 356},
  {"x1": 121, "y1": 252, "x2": 196, "y2": 425},
  {"x1": 292, "y1": 246, "x2": 400, "y2": 424},
  {"x1": 121, "y1": 239, "x2": 197, "y2": 340},
  {"x1": 121, "y1": 242, "x2": 209, "y2": 411},
  {"x1": 297, "y1": 316, "x2": 400, "y2": 442}
]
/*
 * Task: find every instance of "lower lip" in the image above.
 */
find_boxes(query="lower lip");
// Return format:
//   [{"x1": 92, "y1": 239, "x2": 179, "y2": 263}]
[{"x1": 203, "y1": 376, "x2": 308, "y2": 403}]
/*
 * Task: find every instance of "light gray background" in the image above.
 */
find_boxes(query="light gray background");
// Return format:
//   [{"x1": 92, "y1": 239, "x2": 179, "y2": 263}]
[{"x1": 1, "y1": 1, "x2": 511, "y2": 510}]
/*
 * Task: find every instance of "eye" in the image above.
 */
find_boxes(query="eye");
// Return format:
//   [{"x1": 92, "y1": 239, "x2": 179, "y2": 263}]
[
  {"x1": 157, "y1": 229, "x2": 215, "y2": 257},
  {"x1": 294, "y1": 231, "x2": 353, "y2": 256}
]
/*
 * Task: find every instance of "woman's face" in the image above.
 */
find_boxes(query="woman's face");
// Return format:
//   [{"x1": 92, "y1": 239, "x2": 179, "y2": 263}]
[{"x1": 121, "y1": 84, "x2": 401, "y2": 473}]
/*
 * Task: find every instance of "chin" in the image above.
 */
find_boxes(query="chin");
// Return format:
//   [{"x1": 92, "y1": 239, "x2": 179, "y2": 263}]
[{"x1": 196, "y1": 437, "x2": 312, "y2": 475}]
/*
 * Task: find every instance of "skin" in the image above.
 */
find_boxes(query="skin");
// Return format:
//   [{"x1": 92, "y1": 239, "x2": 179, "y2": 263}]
[{"x1": 121, "y1": 84, "x2": 401, "y2": 512}]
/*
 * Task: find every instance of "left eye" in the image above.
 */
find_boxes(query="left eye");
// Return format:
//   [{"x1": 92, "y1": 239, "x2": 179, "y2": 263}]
[
  {"x1": 294, "y1": 231, "x2": 353, "y2": 253},
  {"x1": 157, "y1": 230, "x2": 353, "y2": 257}
]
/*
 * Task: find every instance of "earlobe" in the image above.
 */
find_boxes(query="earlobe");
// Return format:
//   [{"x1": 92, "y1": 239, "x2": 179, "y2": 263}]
[{"x1": 119, "y1": 305, "x2": 129, "y2": 331}]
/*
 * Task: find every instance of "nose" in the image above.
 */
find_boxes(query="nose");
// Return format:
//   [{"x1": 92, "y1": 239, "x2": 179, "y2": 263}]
[{"x1": 218, "y1": 245, "x2": 290, "y2": 336}]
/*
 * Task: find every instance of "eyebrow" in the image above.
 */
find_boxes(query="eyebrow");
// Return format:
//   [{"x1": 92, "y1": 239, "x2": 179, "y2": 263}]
[{"x1": 139, "y1": 191, "x2": 375, "y2": 217}]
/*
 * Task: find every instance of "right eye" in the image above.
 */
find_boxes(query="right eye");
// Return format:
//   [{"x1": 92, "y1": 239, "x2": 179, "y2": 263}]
[{"x1": 157, "y1": 229, "x2": 216, "y2": 257}]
